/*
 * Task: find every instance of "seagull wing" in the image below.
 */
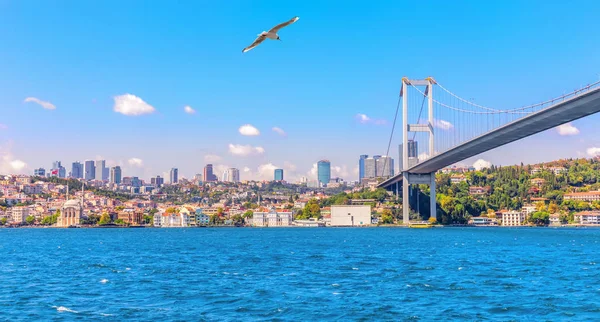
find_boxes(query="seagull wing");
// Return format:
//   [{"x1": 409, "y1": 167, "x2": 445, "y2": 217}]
[
  {"x1": 268, "y1": 16, "x2": 299, "y2": 34},
  {"x1": 242, "y1": 34, "x2": 267, "y2": 53}
]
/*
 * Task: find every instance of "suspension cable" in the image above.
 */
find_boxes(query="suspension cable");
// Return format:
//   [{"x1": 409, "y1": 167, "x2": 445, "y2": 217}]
[{"x1": 382, "y1": 91, "x2": 402, "y2": 179}]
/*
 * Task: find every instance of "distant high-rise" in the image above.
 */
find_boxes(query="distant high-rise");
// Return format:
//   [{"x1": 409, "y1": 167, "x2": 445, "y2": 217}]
[
  {"x1": 34, "y1": 168, "x2": 46, "y2": 177},
  {"x1": 95, "y1": 160, "x2": 106, "y2": 181},
  {"x1": 317, "y1": 160, "x2": 331, "y2": 187},
  {"x1": 193, "y1": 174, "x2": 203, "y2": 183},
  {"x1": 51, "y1": 161, "x2": 66, "y2": 178},
  {"x1": 376, "y1": 156, "x2": 394, "y2": 178},
  {"x1": 221, "y1": 170, "x2": 229, "y2": 182},
  {"x1": 170, "y1": 168, "x2": 178, "y2": 184},
  {"x1": 71, "y1": 162, "x2": 83, "y2": 179},
  {"x1": 228, "y1": 168, "x2": 240, "y2": 183},
  {"x1": 358, "y1": 155, "x2": 368, "y2": 182},
  {"x1": 110, "y1": 166, "x2": 122, "y2": 184},
  {"x1": 151, "y1": 176, "x2": 164, "y2": 187},
  {"x1": 102, "y1": 167, "x2": 109, "y2": 181},
  {"x1": 204, "y1": 164, "x2": 217, "y2": 182},
  {"x1": 364, "y1": 157, "x2": 377, "y2": 178},
  {"x1": 84, "y1": 160, "x2": 95, "y2": 180},
  {"x1": 274, "y1": 169, "x2": 284, "y2": 181}
]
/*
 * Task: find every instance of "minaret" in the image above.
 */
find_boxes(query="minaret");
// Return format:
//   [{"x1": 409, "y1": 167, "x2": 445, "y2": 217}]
[
  {"x1": 81, "y1": 182, "x2": 84, "y2": 206},
  {"x1": 66, "y1": 184, "x2": 69, "y2": 201}
]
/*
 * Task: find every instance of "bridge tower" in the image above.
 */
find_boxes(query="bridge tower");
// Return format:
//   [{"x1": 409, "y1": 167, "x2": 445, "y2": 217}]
[{"x1": 400, "y1": 77, "x2": 436, "y2": 224}]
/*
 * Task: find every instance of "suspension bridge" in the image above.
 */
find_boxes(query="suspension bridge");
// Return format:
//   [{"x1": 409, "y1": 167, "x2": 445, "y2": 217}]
[{"x1": 377, "y1": 77, "x2": 600, "y2": 224}]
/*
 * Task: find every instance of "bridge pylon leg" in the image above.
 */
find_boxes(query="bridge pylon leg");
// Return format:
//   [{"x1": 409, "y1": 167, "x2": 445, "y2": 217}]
[
  {"x1": 402, "y1": 171, "x2": 409, "y2": 225},
  {"x1": 430, "y1": 171, "x2": 436, "y2": 221}
]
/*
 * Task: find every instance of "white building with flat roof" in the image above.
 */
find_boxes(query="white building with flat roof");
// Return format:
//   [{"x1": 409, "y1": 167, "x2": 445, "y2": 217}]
[{"x1": 330, "y1": 205, "x2": 371, "y2": 226}]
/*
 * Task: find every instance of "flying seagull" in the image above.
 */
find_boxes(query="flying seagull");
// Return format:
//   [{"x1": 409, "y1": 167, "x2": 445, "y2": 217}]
[{"x1": 242, "y1": 16, "x2": 299, "y2": 53}]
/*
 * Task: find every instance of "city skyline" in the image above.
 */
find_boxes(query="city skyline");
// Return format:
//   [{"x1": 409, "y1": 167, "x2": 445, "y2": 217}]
[{"x1": 1, "y1": 2, "x2": 600, "y2": 182}]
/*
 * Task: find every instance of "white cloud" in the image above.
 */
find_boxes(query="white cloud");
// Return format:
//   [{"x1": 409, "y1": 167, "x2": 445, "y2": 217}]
[
  {"x1": 272, "y1": 127, "x2": 287, "y2": 136},
  {"x1": 10, "y1": 160, "x2": 26, "y2": 171},
  {"x1": 184, "y1": 105, "x2": 196, "y2": 114},
  {"x1": 239, "y1": 124, "x2": 260, "y2": 136},
  {"x1": 587, "y1": 147, "x2": 600, "y2": 157},
  {"x1": 0, "y1": 124, "x2": 7, "y2": 130},
  {"x1": 0, "y1": 141, "x2": 28, "y2": 174},
  {"x1": 113, "y1": 94, "x2": 156, "y2": 116},
  {"x1": 356, "y1": 113, "x2": 371, "y2": 123},
  {"x1": 418, "y1": 152, "x2": 430, "y2": 160},
  {"x1": 306, "y1": 162, "x2": 349, "y2": 180},
  {"x1": 128, "y1": 158, "x2": 144, "y2": 167},
  {"x1": 24, "y1": 97, "x2": 56, "y2": 110},
  {"x1": 204, "y1": 154, "x2": 221, "y2": 163},
  {"x1": 434, "y1": 119, "x2": 454, "y2": 130},
  {"x1": 243, "y1": 167, "x2": 251, "y2": 172},
  {"x1": 283, "y1": 161, "x2": 297, "y2": 172},
  {"x1": 355, "y1": 113, "x2": 387, "y2": 125},
  {"x1": 228, "y1": 144, "x2": 265, "y2": 156},
  {"x1": 556, "y1": 122, "x2": 579, "y2": 136},
  {"x1": 473, "y1": 159, "x2": 492, "y2": 170}
]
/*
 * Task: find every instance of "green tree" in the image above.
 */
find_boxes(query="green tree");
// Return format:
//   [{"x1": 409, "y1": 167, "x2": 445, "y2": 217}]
[
  {"x1": 380, "y1": 209, "x2": 394, "y2": 224},
  {"x1": 0, "y1": 218, "x2": 6, "y2": 225},
  {"x1": 25, "y1": 215, "x2": 35, "y2": 225},
  {"x1": 114, "y1": 218, "x2": 125, "y2": 225},
  {"x1": 98, "y1": 212, "x2": 112, "y2": 225}
]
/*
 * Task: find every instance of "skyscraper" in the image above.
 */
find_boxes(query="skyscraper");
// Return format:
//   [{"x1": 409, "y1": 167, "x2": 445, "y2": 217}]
[
  {"x1": 204, "y1": 164, "x2": 217, "y2": 182},
  {"x1": 274, "y1": 169, "x2": 284, "y2": 181},
  {"x1": 170, "y1": 168, "x2": 178, "y2": 184},
  {"x1": 102, "y1": 167, "x2": 109, "y2": 181},
  {"x1": 376, "y1": 156, "x2": 394, "y2": 178},
  {"x1": 34, "y1": 168, "x2": 46, "y2": 177},
  {"x1": 317, "y1": 160, "x2": 331, "y2": 187},
  {"x1": 358, "y1": 155, "x2": 368, "y2": 182},
  {"x1": 95, "y1": 160, "x2": 106, "y2": 181},
  {"x1": 84, "y1": 160, "x2": 95, "y2": 180},
  {"x1": 364, "y1": 157, "x2": 377, "y2": 178},
  {"x1": 228, "y1": 168, "x2": 240, "y2": 183},
  {"x1": 51, "y1": 161, "x2": 66, "y2": 178},
  {"x1": 222, "y1": 170, "x2": 229, "y2": 182},
  {"x1": 71, "y1": 162, "x2": 83, "y2": 179},
  {"x1": 110, "y1": 166, "x2": 122, "y2": 184}
]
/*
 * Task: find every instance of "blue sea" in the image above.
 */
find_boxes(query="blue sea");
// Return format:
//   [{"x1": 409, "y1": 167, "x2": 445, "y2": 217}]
[{"x1": 1, "y1": 227, "x2": 600, "y2": 321}]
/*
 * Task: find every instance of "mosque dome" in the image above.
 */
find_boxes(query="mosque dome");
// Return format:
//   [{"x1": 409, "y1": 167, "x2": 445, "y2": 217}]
[{"x1": 63, "y1": 199, "x2": 81, "y2": 208}]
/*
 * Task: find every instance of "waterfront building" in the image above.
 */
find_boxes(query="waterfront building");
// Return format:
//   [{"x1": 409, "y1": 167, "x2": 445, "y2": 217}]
[
  {"x1": 10, "y1": 206, "x2": 29, "y2": 224},
  {"x1": 500, "y1": 210, "x2": 525, "y2": 226},
  {"x1": 274, "y1": 169, "x2": 284, "y2": 181},
  {"x1": 330, "y1": 205, "x2": 371, "y2": 226},
  {"x1": 252, "y1": 209, "x2": 292, "y2": 227},
  {"x1": 153, "y1": 210, "x2": 163, "y2": 227},
  {"x1": 574, "y1": 211, "x2": 600, "y2": 225},
  {"x1": 58, "y1": 200, "x2": 82, "y2": 227},
  {"x1": 195, "y1": 209, "x2": 210, "y2": 226},
  {"x1": 161, "y1": 211, "x2": 190, "y2": 227},
  {"x1": 470, "y1": 217, "x2": 497, "y2": 226},
  {"x1": 317, "y1": 160, "x2": 331, "y2": 187}
]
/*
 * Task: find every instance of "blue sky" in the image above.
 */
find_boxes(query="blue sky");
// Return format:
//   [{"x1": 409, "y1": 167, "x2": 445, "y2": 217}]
[{"x1": 1, "y1": 0, "x2": 599, "y2": 181}]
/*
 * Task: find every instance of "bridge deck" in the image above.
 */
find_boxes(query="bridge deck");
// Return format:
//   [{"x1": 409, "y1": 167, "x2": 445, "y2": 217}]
[{"x1": 379, "y1": 86, "x2": 600, "y2": 187}]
